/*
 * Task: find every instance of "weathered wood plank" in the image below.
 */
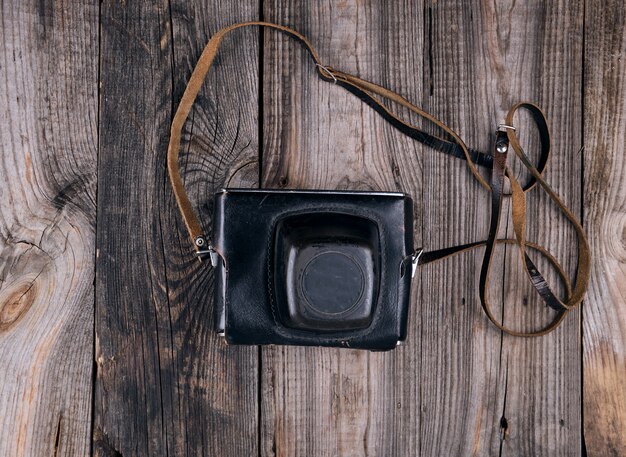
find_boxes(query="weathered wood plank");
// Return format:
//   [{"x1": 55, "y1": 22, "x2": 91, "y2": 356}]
[
  {"x1": 482, "y1": 1, "x2": 584, "y2": 455},
  {"x1": 261, "y1": 1, "x2": 585, "y2": 456},
  {"x1": 2, "y1": 1, "x2": 618, "y2": 454},
  {"x1": 413, "y1": 0, "x2": 583, "y2": 454},
  {"x1": 418, "y1": 1, "x2": 503, "y2": 454},
  {"x1": 95, "y1": 1, "x2": 260, "y2": 455},
  {"x1": 0, "y1": 1, "x2": 98, "y2": 456},
  {"x1": 260, "y1": 2, "x2": 426, "y2": 455},
  {"x1": 583, "y1": 1, "x2": 626, "y2": 455}
]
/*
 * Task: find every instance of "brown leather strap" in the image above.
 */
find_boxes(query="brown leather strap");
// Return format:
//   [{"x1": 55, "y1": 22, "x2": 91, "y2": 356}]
[
  {"x1": 418, "y1": 106, "x2": 590, "y2": 336},
  {"x1": 167, "y1": 21, "x2": 494, "y2": 251},
  {"x1": 167, "y1": 21, "x2": 591, "y2": 337}
]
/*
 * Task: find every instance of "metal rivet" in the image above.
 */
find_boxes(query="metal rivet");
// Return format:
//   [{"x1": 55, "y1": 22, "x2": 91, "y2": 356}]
[
  {"x1": 195, "y1": 237, "x2": 205, "y2": 247},
  {"x1": 496, "y1": 143, "x2": 508, "y2": 154}
]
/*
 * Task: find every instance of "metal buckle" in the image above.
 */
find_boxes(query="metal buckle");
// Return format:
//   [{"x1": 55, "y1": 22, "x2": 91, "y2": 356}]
[
  {"x1": 316, "y1": 63, "x2": 337, "y2": 84},
  {"x1": 411, "y1": 247, "x2": 424, "y2": 278},
  {"x1": 194, "y1": 236, "x2": 219, "y2": 266},
  {"x1": 497, "y1": 123, "x2": 516, "y2": 133},
  {"x1": 194, "y1": 247, "x2": 219, "y2": 267}
]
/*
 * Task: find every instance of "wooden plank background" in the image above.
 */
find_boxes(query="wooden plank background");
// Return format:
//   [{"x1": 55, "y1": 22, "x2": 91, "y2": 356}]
[{"x1": 0, "y1": 0, "x2": 624, "y2": 456}]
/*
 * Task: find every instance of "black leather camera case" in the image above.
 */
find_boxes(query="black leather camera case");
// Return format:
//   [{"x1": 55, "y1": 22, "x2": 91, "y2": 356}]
[{"x1": 213, "y1": 189, "x2": 414, "y2": 351}]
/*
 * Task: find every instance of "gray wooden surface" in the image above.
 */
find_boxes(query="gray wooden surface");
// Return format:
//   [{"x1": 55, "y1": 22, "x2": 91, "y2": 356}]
[{"x1": 0, "y1": 0, "x2": 624, "y2": 456}]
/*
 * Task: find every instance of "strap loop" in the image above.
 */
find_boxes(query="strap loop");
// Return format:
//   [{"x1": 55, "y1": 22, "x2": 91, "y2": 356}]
[{"x1": 315, "y1": 63, "x2": 337, "y2": 83}]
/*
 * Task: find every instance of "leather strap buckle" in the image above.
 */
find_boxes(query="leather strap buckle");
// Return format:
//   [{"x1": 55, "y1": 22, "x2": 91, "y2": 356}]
[
  {"x1": 194, "y1": 247, "x2": 219, "y2": 266},
  {"x1": 497, "y1": 123, "x2": 516, "y2": 133},
  {"x1": 194, "y1": 236, "x2": 219, "y2": 266},
  {"x1": 316, "y1": 63, "x2": 337, "y2": 84},
  {"x1": 411, "y1": 247, "x2": 424, "y2": 278}
]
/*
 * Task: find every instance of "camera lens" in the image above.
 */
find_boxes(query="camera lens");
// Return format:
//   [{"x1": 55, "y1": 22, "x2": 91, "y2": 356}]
[{"x1": 301, "y1": 251, "x2": 365, "y2": 315}]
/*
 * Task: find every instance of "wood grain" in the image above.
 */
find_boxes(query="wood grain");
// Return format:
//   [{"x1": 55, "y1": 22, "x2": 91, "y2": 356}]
[
  {"x1": 487, "y1": 1, "x2": 584, "y2": 456},
  {"x1": 423, "y1": 1, "x2": 583, "y2": 454},
  {"x1": 0, "y1": 0, "x2": 623, "y2": 455},
  {"x1": 583, "y1": 0, "x2": 626, "y2": 455},
  {"x1": 261, "y1": 0, "x2": 584, "y2": 455},
  {"x1": 94, "y1": 1, "x2": 260, "y2": 455},
  {"x1": 260, "y1": 2, "x2": 426, "y2": 456},
  {"x1": 418, "y1": 1, "x2": 503, "y2": 454},
  {"x1": 0, "y1": 1, "x2": 98, "y2": 456}
]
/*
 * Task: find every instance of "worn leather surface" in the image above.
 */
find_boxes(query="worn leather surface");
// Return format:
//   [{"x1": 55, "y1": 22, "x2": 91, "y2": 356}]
[{"x1": 212, "y1": 189, "x2": 413, "y2": 350}]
